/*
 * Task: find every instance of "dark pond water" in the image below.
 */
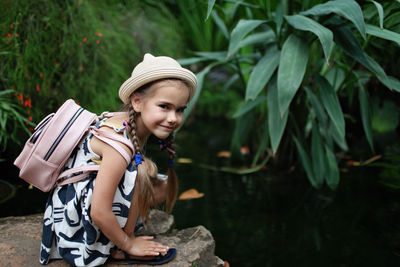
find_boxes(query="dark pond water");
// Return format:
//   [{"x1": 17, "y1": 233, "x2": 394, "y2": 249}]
[{"x1": 1, "y1": 118, "x2": 399, "y2": 266}]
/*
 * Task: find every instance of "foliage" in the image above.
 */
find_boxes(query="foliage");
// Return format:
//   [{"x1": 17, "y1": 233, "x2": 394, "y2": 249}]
[
  {"x1": 182, "y1": 0, "x2": 400, "y2": 189},
  {"x1": 0, "y1": 90, "x2": 33, "y2": 152},
  {"x1": 1, "y1": 0, "x2": 186, "y2": 155}
]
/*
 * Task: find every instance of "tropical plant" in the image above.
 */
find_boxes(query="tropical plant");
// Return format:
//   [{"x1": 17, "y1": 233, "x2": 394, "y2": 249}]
[{"x1": 181, "y1": 0, "x2": 400, "y2": 189}]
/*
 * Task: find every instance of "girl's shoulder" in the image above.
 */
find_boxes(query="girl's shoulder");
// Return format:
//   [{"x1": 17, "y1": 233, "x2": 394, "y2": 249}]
[{"x1": 98, "y1": 112, "x2": 129, "y2": 132}]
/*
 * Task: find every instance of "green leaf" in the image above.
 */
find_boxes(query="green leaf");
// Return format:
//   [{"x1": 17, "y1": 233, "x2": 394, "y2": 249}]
[
  {"x1": 305, "y1": 87, "x2": 328, "y2": 127},
  {"x1": 316, "y1": 76, "x2": 345, "y2": 143},
  {"x1": 206, "y1": 0, "x2": 216, "y2": 20},
  {"x1": 212, "y1": 11, "x2": 229, "y2": 39},
  {"x1": 377, "y1": 75, "x2": 400, "y2": 93},
  {"x1": 228, "y1": 19, "x2": 265, "y2": 57},
  {"x1": 277, "y1": 34, "x2": 309, "y2": 116},
  {"x1": 178, "y1": 57, "x2": 210, "y2": 66},
  {"x1": 267, "y1": 76, "x2": 288, "y2": 153},
  {"x1": 293, "y1": 137, "x2": 318, "y2": 188},
  {"x1": 194, "y1": 51, "x2": 228, "y2": 61},
  {"x1": 334, "y1": 26, "x2": 386, "y2": 79},
  {"x1": 239, "y1": 30, "x2": 275, "y2": 49},
  {"x1": 252, "y1": 118, "x2": 269, "y2": 166},
  {"x1": 302, "y1": 0, "x2": 366, "y2": 39},
  {"x1": 232, "y1": 95, "x2": 267, "y2": 118},
  {"x1": 325, "y1": 145, "x2": 339, "y2": 189},
  {"x1": 285, "y1": 15, "x2": 333, "y2": 62},
  {"x1": 178, "y1": 62, "x2": 219, "y2": 131},
  {"x1": 370, "y1": 0, "x2": 384, "y2": 29},
  {"x1": 311, "y1": 123, "x2": 325, "y2": 186},
  {"x1": 324, "y1": 66, "x2": 345, "y2": 92},
  {"x1": 358, "y1": 83, "x2": 374, "y2": 152},
  {"x1": 329, "y1": 122, "x2": 348, "y2": 151},
  {"x1": 366, "y1": 24, "x2": 400, "y2": 46},
  {"x1": 245, "y1": 45, "x2": 280, "y2": 100}
]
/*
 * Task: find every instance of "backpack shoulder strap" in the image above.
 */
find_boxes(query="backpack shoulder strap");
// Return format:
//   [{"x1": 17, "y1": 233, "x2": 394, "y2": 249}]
[{"x1": 90, "y1": 127, "x2": 134, "y2": 164}]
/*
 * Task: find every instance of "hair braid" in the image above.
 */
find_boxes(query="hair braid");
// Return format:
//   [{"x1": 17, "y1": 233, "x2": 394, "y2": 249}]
[
  {"x1": 165, "y1": 134, "x2": 178, "y2": 213},
  {"x1": 127, "y1": 105, "x2": 155, "y2": 218}
]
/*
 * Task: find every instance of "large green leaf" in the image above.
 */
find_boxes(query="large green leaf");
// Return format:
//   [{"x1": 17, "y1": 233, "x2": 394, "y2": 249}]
[
  {"x1": 334, "y1": 26, "x2": 387, "y2": 79},
  {"x1": 293, "y1": 137, "x2": 318, "y2": 188},
  {"x1": 285, "y1": 14, "x2": 333, "y2": 62},
  {"x1": 301, "y1": 0, "x2": 366, "y2": 39},
  {"x1": 232, "y1": 95, "x2": 267, "y2": 118},
  {"x1": 311, "y1": 123, "x2": 325, "y2": 187},
  {"x1": 228, "y1": 19, "x2": 265, "y2": 58},
  {"x1": 316, "y1": 76, "x2": 345, "y2": 143},
  {"x1": 277, "y1": 34, "x2": 309, "y2": 116},
  {"x1": 246, "y1": 45, "x2": 280, "y2": 100},
  {"x1": 325, "y1": 145, "x2": 339, "y2": 189},
  {"x1": 358, "y1": 83, "x2": 374, "y2": 152},
  {"x1": 267, "y1": 76, "x2": 288, "y2": 153},
  {"x1": 366, "y1": 24, "x2": 400, "y2": 46}
]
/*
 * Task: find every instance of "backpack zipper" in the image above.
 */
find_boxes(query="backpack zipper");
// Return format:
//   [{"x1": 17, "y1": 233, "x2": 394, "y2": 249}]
[{"x1": 44, "y1": 107, "x2": 84, "y2": 161}]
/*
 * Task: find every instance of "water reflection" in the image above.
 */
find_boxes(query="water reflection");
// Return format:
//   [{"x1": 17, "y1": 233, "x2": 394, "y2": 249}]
[{"x1": 173, "y1": 165, "x2": 400, "y2": 266}]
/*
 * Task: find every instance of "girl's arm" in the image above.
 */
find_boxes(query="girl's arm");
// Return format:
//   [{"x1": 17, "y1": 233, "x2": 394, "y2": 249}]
[{"x1": 90, "y1": 131, "x2": 168, "y2": 256}]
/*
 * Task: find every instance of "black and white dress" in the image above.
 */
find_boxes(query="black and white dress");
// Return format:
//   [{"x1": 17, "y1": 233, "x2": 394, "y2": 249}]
[{"x1": 40, "y1": 120, "x2": 137, "y2": 266}]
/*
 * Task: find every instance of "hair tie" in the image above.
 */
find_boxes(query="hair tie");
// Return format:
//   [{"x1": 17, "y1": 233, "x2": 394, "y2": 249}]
[
  {"x1": 168, "y1": 159, "x2": 174, "y2": 168},
  {"x1": 134, "y1": 154, "x2": 142, "y2": 166}
]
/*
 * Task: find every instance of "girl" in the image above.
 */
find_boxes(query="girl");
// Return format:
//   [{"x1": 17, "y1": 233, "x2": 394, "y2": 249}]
[{"x1": 40, "y1": 53, "x2": 197, "y2": 266}]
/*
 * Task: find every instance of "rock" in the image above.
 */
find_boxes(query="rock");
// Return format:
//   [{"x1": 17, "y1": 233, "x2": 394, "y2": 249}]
[{"x1": 0, "y1": 211, "x2": 223, "y2": 267}]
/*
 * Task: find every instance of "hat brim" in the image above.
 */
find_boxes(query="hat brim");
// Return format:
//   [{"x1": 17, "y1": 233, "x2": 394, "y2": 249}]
[{"x1": 119, "y1": 68, "x2": 197, "y2": 104}]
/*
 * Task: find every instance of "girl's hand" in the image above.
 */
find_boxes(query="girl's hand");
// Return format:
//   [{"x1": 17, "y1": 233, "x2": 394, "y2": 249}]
[{"x1": 125, "y1": 236, "x2": 169, "y2": 257}]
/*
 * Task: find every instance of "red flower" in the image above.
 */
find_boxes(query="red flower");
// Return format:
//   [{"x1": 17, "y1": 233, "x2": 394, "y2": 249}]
[
  {"x1": 40, "y1": 73, "x2": 43, "y2": 78},
  {"x1": 36, "y1": 85, "x2": 40, "y2": 92},
  {"x1": 28, "y1": 116, "x2": 32, "y2": 121},
  {"x1": 7, "y1": 33, "x2": 11, "y2": 38},
  {"x1": 96, "y1": 40, "x2": 100, "y2": 45},
  {"x1": 83, "y1": 37, "x2": 87, "y2": 43},
  {"x1": 55, "y1": 62, "x2": 60, "y2": 67}
]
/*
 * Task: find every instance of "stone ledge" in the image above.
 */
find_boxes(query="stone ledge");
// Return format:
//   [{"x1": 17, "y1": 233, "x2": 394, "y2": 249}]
[{"x1": 0, "y1": 211, "x2": 224, "y2": 267}]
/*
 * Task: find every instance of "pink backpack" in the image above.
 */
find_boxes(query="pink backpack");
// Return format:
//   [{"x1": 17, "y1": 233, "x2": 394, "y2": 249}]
[{"x1": 14, "y1": 99, "x2": 133, "y2": 192}]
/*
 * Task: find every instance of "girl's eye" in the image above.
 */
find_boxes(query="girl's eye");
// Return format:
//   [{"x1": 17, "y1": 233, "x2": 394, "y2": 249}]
[
  {"x1": 177, "y1": 107, "x2": 186, "y2": 113},
  {"x1": 159, "y1": 104, "x2": 168, "y2": 110}
]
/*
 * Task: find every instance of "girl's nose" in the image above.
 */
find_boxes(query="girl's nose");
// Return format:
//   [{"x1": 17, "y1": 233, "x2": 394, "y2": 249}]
[{"x1": 167, "y1": 112, "x2": 177, "y2": 124}]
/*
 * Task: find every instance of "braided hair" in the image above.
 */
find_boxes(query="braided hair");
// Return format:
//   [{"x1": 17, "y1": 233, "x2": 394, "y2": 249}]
[{"x1": 124, "y1": 78, "x2": 186, "y2": 217}]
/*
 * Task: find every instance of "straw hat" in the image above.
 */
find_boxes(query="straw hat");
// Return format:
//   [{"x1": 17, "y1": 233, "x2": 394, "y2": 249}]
[{"x1": 119, "y1": 53, "x2": 197, "y2": 104}]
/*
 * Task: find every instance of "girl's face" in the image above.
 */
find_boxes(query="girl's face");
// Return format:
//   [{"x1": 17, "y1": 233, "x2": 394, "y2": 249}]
[{"x1": 131, "y1": 80, "x2": 189, "y2": 140}]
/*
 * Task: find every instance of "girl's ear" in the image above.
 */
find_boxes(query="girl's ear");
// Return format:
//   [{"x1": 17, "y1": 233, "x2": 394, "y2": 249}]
[{"x1": 131, "y1": 95, "x2": 142, "y2": 113}]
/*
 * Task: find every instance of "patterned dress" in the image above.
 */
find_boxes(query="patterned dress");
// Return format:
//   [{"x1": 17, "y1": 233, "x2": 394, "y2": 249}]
[{"x1": 40, "y1": 120, "x2": 137, "y2": 266}]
